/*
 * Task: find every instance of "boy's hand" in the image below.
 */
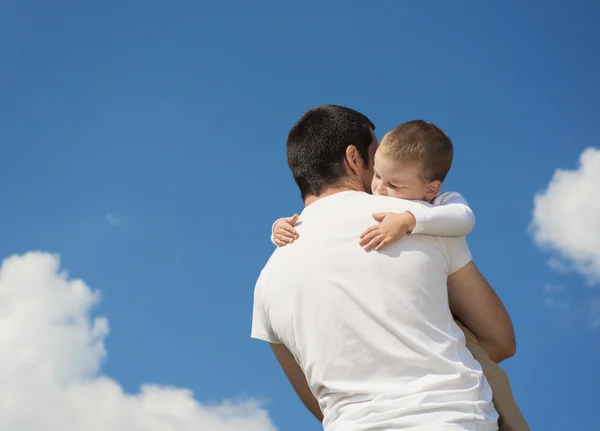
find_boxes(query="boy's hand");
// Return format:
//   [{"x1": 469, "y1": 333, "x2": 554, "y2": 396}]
[
  {"x1": 359, "y1": 212, "x2": 417, "y2": 251},
  {"x1": 273, "y1": 214, "x2": 300, "y2": 246}
]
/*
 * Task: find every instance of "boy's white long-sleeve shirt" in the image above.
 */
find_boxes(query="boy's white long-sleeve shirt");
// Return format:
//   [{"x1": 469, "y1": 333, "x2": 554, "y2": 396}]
[
  {"x1": 270, "y1": 191, "x2": 475, "y2": 245},
  {"x1": 410, "y1": 191, "x2": 475, "y2": 236}
]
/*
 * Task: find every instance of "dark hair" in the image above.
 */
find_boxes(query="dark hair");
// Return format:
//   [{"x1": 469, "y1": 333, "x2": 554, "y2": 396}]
[
  {"x1": 379, "y1": 120, "x2": 453, "y2": 182},
  {"x1": 286, "y1": 105, "x2": 375, "y2": 199}
]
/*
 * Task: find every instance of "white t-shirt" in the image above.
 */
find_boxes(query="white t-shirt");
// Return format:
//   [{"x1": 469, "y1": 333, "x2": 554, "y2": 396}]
[{"x1": 252, "y1": 191, "x2": 498, "y2": 431}]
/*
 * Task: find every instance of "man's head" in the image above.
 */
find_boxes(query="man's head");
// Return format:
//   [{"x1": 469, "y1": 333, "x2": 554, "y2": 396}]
[
  {"x1": 371, "y1": 120, "x2": 453, "y2": 201},
  {"x1": 286, "y1": 105, "x2": 377, "y2": 201}
]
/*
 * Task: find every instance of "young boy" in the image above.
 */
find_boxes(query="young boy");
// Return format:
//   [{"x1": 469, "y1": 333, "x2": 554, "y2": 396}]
[{"x1": 271, "y1": 120, "x2": 529, "y2": 431}]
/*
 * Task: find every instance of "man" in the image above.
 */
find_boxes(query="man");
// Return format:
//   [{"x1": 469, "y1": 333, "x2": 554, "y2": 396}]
[{"x1": 251, "y1": 105, "x2": 515, "y2": 430}]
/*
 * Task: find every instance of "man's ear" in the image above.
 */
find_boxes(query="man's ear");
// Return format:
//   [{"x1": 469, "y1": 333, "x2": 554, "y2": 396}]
[
  {"x1": 424, "y1": 180, "x2": 442, "y2": 201},
  {"x1": 344, "y1": 145, "x2": 363, "y2": 177}
]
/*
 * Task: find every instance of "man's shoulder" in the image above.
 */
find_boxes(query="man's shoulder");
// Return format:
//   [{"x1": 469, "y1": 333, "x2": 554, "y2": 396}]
[
  {"x1": 366, "y1": 194, "x2": 433, "y2": 212},
  {"x1": 299, "y1": 192, "x2": 432, "y2": 217},
  {"x1": 258, "y1": 246, "x2": 292, "y2": 283}
]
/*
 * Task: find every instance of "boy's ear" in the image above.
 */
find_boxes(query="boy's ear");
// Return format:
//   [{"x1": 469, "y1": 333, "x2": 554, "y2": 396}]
[{"x1": 424, "y1": 180, "x2": 442, "y2": 201}]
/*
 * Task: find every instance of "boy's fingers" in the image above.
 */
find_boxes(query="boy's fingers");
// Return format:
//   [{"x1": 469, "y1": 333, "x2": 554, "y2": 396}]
[
  {"x1": 360, "y1": 224, "x2": 379, "y2": 239},
  {"x1": 372, "y1": 212, "x2": 390, "y2": 222},
  {"x1": 359, "y1": 230, "x2": 379, "y2": 247},
  {"x1": 277, "y1": 229, "x2": 295, "y2": 239},
  {"x1": 364, "y1": 235, "x2": 384, "y2": 251},
  {"x1": 359, "y1": 233, "x2": 373, "y2": 246},
  {"x1": 287, "y1": 214, "x2": 299, "y2": 225},
  {"x1": 281, "y1": 224, "x2": 297, "y2": 235},
  {"x1": 276, "y1": 233, "x2": 294, "y2": 243},
  {"x1": 277, "y1": 229, "x2": 299, "y2": 243}
]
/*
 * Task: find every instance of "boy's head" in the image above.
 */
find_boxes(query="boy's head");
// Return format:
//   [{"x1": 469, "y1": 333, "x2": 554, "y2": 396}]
[{"x1": 371, "y1": 120, "x2": 453, "y2": 201}]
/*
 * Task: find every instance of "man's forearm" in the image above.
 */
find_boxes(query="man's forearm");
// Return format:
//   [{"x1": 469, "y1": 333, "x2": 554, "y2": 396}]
[
  {"x1": 478, "y1": 338, "x2": 515, "y2": 363},
  {"x1": 454, "y1": 316, "x2": 515, "y2": 363},
  {"x1": 448, "y1": 262, "x2": 516, "y2": 362},
  {"x1": 270, "y1": 343, "x2": 324, "y2": 423},
  {"x1": 301, "y1": 395, "x2": 324, "y2": 422}
]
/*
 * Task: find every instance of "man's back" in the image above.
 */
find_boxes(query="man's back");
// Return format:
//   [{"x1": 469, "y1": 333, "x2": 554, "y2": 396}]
[{"x1": 252, "y1": 191, "x2": 498, "y2": 431}]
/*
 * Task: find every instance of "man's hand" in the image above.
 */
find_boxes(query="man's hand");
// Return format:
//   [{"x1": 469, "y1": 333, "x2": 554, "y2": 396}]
[
  {"x1": 359, "y1": 212, "x2": 417, "y2": 251},
  {"x1": 273, "y1": 214, "x2": 299, "y2": 246}
]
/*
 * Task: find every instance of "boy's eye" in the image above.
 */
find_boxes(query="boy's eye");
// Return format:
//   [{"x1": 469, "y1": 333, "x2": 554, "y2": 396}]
[{"x1": 387, "y1": 183, "x2": 397, "y2": 189}]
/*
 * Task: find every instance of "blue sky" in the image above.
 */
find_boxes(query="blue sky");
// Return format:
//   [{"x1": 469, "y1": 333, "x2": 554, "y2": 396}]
[{"x1": 0, "y1": 1, "x2": 598, "y2": 430}]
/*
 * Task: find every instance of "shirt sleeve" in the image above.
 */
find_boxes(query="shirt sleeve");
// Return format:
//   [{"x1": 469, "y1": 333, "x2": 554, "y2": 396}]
[
  {"x1": 445, "y1": 235, "x2": 473, "y2": 274},
  {"x1": 251, "y1": 275, "x2": 281, "y2": 344},
  {"x1": 409, "y1": 191, "x2": 476, "y2": 237}
]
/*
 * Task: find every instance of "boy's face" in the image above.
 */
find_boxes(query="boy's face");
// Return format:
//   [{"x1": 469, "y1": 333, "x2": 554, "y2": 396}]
[{"x1": 371, "y1": 151, "x2": 438, "y2": 200}]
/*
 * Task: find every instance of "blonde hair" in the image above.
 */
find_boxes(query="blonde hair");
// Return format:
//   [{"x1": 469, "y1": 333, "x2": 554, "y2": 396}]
[{"x1": 378, "y1": 120, "x2": 453, "y2": 182}]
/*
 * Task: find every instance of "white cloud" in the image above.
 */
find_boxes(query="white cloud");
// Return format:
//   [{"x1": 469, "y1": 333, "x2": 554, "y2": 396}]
[
  {"x1": 0, "y1": 252, "x2": 277, "y2": 431},
  {"x1": 541, "y1": 284, "x2": 600, "y2": 329},
  {"x1": 105, "y1": 213, "x2": 121, "y2": 227},
  {"x1": 543, "y1": 296, "x2": 571, "y2": 311},
  {"x1": 542, "y1": 284, "x2": 571, "y2": 312},
  {"x1": 546, "y1": 257, "x2": 570, "y2": 274},
  {"x1": 543, "y1": 284, "x2": 567, "y2": 293},
  {"x1": 530, "y1": 147, "x2": 600, "y2": 284}
]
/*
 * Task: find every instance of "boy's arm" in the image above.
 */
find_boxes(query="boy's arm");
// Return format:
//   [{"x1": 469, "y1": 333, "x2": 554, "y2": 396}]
[
  {"x1": 360, "y1": 192, "x2": 475, "y2": 251},
  {"x1": 410, "y1": 191, "x2": 475, "y2": 237}
]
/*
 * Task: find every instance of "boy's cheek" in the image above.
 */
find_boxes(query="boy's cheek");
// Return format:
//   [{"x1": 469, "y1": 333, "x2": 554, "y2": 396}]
[
  {"x1": 371, "y1": 179, "x2": 384, "y2": 196},
  {"x1": 393, "y1": 190, "x2": 422, "y2": 200},
  {"x1": 387, "y1": 188, "x2": 422, "y2": 200},
  {"x1": 388, "y1": 190, "x2": 411, "y2": 199}
]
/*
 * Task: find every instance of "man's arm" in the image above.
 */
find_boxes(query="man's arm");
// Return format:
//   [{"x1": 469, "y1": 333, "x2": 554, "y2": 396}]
[
  {"x1": 270, "y1": 343, "x2": 323, "y2": 423},
  {"x1": 447, "y1": 260, "x2": 516, "y2": 363}
]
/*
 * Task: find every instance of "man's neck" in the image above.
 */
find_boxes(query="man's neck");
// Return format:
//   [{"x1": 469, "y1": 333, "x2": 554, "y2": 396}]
[{"x1": 304, "y1": 182, "x2": 363, "y2": 208}]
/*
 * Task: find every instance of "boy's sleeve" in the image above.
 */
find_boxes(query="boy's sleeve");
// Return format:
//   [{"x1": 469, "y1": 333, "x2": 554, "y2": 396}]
[
  {"x1": 409, "y1": 191, "x2": 476, "y2": 237},
  {"x1": 251, "y1": 276, "x2": 281, "y2": 344}
]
